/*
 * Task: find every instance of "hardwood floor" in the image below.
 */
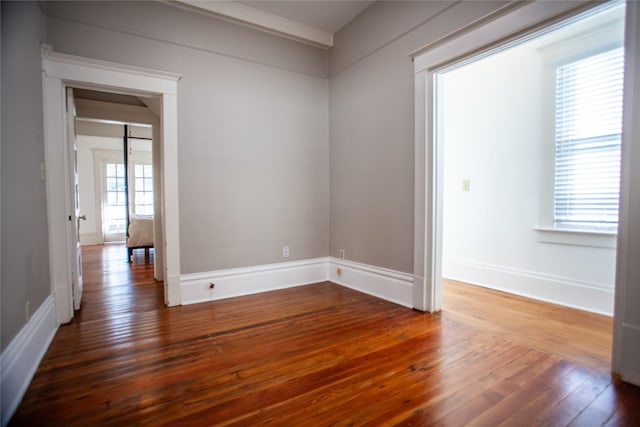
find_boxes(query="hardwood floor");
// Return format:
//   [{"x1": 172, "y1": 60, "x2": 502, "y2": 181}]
[{"x1": 10, "y1": 245, "x2": 640, "y2": 426}]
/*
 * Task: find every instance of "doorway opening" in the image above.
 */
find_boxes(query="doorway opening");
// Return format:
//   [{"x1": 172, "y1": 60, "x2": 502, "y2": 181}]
[
  {"x1": 70, "y1": 87, "x2": 163, "y2": 315},
  {"x1": 436, "y1": 2, "x2": 625, "y2": 315}
]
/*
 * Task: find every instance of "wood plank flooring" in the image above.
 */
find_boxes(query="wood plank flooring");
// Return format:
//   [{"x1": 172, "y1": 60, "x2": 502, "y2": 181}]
[{"x1": 10, "y1": 244, "x2": 640, "y2": 426}]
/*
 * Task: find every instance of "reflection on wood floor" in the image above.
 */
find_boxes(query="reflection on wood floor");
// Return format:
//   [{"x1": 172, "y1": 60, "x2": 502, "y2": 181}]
[
  {"x1": 10, "y1": 244, "x2": 640, "y2": 426},
  {"x1": 74, "y1": 243, "x2": 163, "y2": 324}
]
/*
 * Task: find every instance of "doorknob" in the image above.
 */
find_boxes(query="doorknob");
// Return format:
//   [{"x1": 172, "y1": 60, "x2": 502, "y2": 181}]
[{"x1": 78, "y1": 214, "x2": 86, "y2": 221}]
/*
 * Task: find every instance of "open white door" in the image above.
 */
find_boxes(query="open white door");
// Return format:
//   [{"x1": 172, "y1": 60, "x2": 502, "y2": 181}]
[{"x1": 66, "y1": 87, "x2": 85, "y2": 310}]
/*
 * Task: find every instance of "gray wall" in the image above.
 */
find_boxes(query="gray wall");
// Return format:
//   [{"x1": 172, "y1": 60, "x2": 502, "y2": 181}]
[
  {"x1": 1, "y1": 1, "x2": 50, "y2": 350},
  {"x1": 329, "y1": 1, "x2": 512, "y2": 273},
  {"x1": 43, "y1": 1, "x2": 330, "y2": 274}
]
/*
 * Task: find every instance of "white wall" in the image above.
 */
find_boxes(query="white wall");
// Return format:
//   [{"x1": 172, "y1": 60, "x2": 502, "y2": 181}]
[{"x1": 441, "y1": 29, "x2": 616, "y2": 315}]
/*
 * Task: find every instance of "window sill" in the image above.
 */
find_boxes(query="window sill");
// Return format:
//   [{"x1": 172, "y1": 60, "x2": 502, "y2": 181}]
[{"x1": 535, "y1": 226, "x2": 617, "y2": 249}]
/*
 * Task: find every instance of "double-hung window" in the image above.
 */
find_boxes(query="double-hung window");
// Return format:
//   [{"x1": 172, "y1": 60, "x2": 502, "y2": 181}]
[{"x1": 553, "y1": 47, "x2": 625, "y2": 231}]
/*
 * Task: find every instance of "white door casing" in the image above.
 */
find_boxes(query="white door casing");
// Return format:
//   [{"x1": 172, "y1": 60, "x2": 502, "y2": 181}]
[{"x1": 42, "y1": 46, "x2": 182, "y2": 324}]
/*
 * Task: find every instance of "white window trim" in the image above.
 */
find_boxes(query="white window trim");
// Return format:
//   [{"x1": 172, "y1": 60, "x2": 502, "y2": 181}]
[
  {"x1": 534, "y1": 5, "x2": 625, "y2": 246},
  {"x1": 534, "y1": 226, "x2": 617, "y2": 248}
]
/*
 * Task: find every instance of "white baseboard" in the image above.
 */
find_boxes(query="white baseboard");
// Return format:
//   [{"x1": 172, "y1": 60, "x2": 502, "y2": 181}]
[
  {"x1": 79, "y1": 232, "x2": 102, "y2": 246},
  {"x1": 617, "y1": 324, "x2": 640, "y2": 387},
  {"x1": 1, "y1": 295, "x2": 58, "y2": 426},
  {"x1": 329, "y1": 257, "x2": 414, "y2": 309},
  {"x1": 180, "y1": 258, "x2": 329, "y2": 305},
  {"x1": 443, "y1": 258, "x2": 614, "y2": 315},
  {"x1": 181, "y1": 257, "x2": 415, "y2": 309}
]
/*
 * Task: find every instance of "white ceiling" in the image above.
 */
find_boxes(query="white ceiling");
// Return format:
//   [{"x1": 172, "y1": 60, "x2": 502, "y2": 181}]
[
  {"x1": 236, "y1": 1, "x2": 374, "y2": 34},
  {"x1": 174, "y1": 0, "x2": 375, "y2": 48}
]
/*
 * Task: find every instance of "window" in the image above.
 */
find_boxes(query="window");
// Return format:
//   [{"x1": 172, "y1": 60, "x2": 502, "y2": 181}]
[
  {"x1": 134, "y1": 163, "x2": 154, "y2": 215},
  {"x1": 104, "y1": 162, "x2": 127, "y2": 237},
  {"x1": 553, "y1": 47, "x2": 625, "y2": 230}
]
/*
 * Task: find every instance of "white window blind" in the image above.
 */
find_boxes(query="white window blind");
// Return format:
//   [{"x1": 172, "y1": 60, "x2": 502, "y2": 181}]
[{"x1": 554, "y1": 47, "x2": 625, "y2": 229}]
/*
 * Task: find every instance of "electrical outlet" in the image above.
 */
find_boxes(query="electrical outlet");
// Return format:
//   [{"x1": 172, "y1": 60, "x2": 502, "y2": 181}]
[
  {"x1": 282, "y1": 246, "x2": 290, "y2": 258},
  {"x1": 336, "y1": 267, "x2": 342, "y2": 277},
  {"x1": 462, "y1": 179, "x2": 471, "y2": 192},
  {"x1": 339, "y1": 249, "x2": 345, "y2": 259}
]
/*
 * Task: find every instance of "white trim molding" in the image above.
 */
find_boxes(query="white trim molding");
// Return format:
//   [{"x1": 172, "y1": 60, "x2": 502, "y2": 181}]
[
  {"x1": 181, "y1": 258, "x2": 329, "y2": 305},
  {"x1": 1, "y1": 296, "x2": 58, "y2": 426},
  {"x1": 535, "y1": 227, "x2": 617, "y2": 249},
  {"x1": 181, "y1": 257, "x2": 415, "y2": 309},
  {"x1": 329, "y1": 258, "x2": 414, "y2": 309},
  {"x1": 172, "y1": 0, "x2": 333, "y2": 48},
  {"x1": 444, "y1": 258, "x2": 614, "y2": 316}
]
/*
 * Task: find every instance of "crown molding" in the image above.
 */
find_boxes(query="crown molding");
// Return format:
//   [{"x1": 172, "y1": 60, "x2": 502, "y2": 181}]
[{"x1": 170, "y1": 0, "x2": 333, "y2": 49}]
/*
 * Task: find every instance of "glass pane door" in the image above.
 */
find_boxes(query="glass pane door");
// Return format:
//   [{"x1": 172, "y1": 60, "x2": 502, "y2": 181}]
[{"x1": 104, "y1": 162, "x2": 127, "y2": 241}]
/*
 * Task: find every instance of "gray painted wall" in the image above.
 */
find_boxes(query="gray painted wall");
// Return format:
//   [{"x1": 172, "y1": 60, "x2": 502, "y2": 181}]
[
  {"x1": 329, "y1": 1, "x2": 512, "y2": 273},
  {"x1": 43, "y1": 1, "x2": 330, "y2": 274},
  {"x1": 1, "y1": 1, "x2": 50, "y2": 350}
]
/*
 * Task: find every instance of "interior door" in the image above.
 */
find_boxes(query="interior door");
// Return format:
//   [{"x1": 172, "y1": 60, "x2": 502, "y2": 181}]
[{"x1": 67, "y1": 87, "x2": 84, "y2": 310}]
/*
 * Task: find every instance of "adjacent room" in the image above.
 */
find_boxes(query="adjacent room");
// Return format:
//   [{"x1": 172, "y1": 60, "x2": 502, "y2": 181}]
[{"x1": 440, "y1": 2, "x2": 624, "y2": 315}]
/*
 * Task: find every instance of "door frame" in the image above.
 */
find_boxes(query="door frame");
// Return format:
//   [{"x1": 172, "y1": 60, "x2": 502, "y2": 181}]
[
  {"x1": 411, "y1": 0, "x2": 640, "y2": 385},
  {"x1": 42, "y1": 45, "x2": 183, "y2": 323},
  {"x1": 410, "y1": 0, "x2": 614, "y2": 310}
]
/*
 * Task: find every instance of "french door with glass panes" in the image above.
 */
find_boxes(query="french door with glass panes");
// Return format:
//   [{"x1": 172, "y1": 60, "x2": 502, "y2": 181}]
[
  {"x1": 102, "y1": 159, "x2": 153, "y2": 241},
  {"x1": 103, "y1": 162, "x2": 127, "y2": 241}
]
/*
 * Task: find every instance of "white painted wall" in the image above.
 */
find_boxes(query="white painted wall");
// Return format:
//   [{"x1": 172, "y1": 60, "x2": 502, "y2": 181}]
[{"x1": 441, "y1": 29, "x2": 616, "y2": 315}]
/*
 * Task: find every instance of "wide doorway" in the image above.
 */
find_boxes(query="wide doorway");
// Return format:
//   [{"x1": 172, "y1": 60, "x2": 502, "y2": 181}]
[{"x1": 436, "y1": 2, "x2": 625, "y2": 316}]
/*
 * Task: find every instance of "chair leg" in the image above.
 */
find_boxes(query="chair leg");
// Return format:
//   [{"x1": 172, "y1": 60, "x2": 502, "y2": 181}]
[{"x1": 128, "y1": 247, "x2": 133, "y2": 263}]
